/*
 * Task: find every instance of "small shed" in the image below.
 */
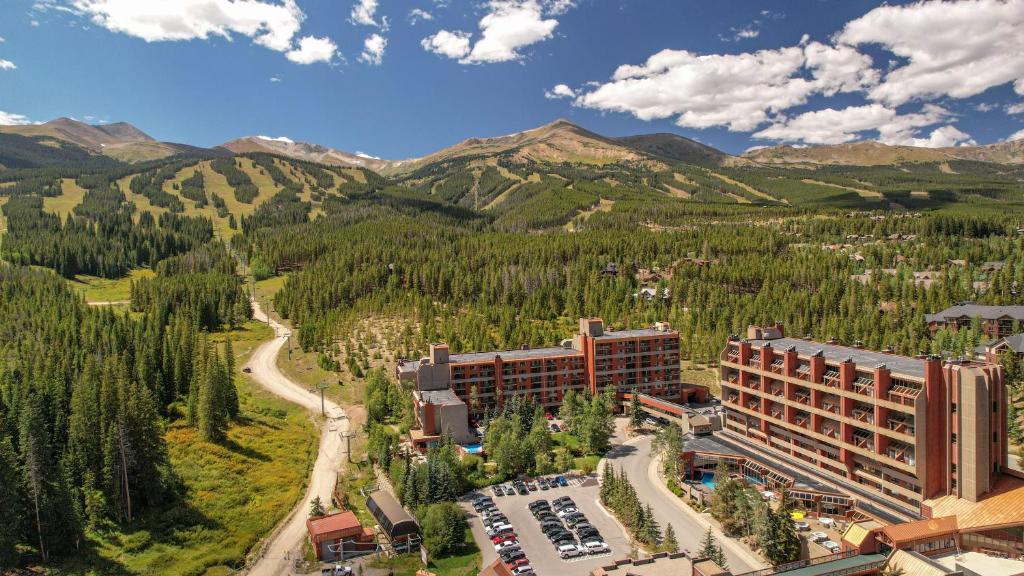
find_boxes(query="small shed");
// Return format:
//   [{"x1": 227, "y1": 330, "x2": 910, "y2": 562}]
[{"x1": 366, "y1": 491, "x2": 421, "y2": 552}]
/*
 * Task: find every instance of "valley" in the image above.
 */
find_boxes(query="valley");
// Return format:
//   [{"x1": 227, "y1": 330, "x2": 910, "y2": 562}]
[{"x1": 1, "y1": 116, "x2": 1023, "y2": 576}]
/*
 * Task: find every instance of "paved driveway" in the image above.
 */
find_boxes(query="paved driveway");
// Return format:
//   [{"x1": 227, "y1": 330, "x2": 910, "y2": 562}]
[{"x1": 463, "y1": 478, "x2": 630, "y2": 576}]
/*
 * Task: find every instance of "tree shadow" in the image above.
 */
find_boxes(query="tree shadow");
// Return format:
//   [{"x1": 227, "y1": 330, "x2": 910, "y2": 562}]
[{"x1": 222, "y1": 436, "x2": 271, "y2": 462}]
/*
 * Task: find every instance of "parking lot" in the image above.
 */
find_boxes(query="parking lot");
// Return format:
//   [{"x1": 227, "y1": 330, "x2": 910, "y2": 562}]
[{"x1": 463, "y1": 476, "x2": 631, "y2": 576}]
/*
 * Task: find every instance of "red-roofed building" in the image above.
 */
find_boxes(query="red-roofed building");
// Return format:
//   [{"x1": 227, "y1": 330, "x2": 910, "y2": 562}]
[{"x1": 307, "y1": 510, "x2": 376, "y2": 561}]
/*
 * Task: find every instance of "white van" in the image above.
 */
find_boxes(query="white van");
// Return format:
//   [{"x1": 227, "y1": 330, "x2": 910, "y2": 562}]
[
  {"x1": 557, "y1": 543, "x2": 583, "y2": 559},
  {"x1": 584, "y1": 541, "x2": 609, "y2": 554}
]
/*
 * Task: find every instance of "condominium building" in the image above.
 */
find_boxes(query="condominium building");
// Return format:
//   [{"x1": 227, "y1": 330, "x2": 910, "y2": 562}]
[
  {"x1": 398, "y1": 317, "x2": 702, "y2": 417},
  {"x1": 719, "y1": 324, "x2": 1006, "y2": 514},
  {"x1": 926, "y1": 303, "x2": 1024, "y2": 339}
]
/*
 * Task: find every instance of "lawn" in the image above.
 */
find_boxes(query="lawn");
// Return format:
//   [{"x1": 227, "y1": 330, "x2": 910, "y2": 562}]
[
  {"x1": 61, "y1": 321, "x2": 318, "y2": 576},
  {"x1": 69, "y1": 268, "x2": 155, "y2": 303},
  {"x1": 368, "y1": 528, "x2": 481, "y2": 576},
  {"x1": 41, "y1": 178, "x2": 89, "y2": 220}
]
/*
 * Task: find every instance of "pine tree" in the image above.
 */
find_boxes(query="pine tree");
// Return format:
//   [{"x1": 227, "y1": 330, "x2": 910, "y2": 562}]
[
  {"x1": 661, "y1": 523, "x2": 679, "y2": 554},
  {"x1": 309, "y1": 496, "x2": 326, "y2": 517},
  {"x1": 628, "y1": 389, "x2": 644, "y2": 429},
  {"x1": 0, "y1": 435, "x2": 22, "y2": 566}
]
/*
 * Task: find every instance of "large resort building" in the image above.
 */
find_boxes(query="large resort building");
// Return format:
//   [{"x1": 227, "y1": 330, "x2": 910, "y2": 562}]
[
  {"x1": 719, "y1": 324, "x2": 1007, "y2": 515},
  {"x1": 397, "y1": 317, "x2": 708, "y2": 449},
  {"x1": 925, "y1": 302, "x2": 1024, "y2": 339}
]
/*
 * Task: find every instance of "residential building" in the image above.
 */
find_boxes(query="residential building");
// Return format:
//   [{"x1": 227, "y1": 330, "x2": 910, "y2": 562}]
[
  {"x1": 720, "y1": 324, "x2": 1006, "y2": 515},
  {"x1": 410, "y1": 388, "x2": 475, "y2": 451},
  {"x1": 306, "y1": 510, "x2": 376, "y2": 561},
  {"x1": 398, "y1": 317, "x2": 702, "y2": 417},
  {"x1": 926, "y1": 303, "x2": 1024, "y2": 339},
  {"x1": 975, "y1": 333, "x2": 1024, "y2": 362}
]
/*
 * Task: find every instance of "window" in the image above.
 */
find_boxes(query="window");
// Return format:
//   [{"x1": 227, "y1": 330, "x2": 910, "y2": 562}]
[
  {"x1": 951, "y1": 403, "x2": 957, "y2": 414},
  {"x1": 951, "y1": 433, "x2": 957, "y2": 444},
  {"x1": 994, "y1": 401, "x2": 999, "y2": 413}
]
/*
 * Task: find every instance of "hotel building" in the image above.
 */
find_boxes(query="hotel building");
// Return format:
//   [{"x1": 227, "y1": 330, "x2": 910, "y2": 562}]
[
  {"x1": 719, "y1": 324, "x2": 1006, "y2": 515},
  {"x1": 398, "y1": 317, "x2": 705, "y2": 416}
]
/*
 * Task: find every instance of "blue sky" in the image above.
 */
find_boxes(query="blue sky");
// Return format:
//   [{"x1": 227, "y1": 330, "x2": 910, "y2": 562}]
[{"x1": 2, "y1": 0, "x2": 1024, "y2": 159}]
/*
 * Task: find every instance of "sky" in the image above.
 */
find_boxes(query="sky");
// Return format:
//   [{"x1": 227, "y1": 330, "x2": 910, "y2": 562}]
[{"x1": 2, "y1": 0, "x2": 1024, "y2": 159}]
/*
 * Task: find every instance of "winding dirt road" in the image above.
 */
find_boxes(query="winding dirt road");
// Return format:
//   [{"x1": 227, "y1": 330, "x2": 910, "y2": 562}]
[{"x1": 245, "y1": 300, "x2": 350, "y2": 576}]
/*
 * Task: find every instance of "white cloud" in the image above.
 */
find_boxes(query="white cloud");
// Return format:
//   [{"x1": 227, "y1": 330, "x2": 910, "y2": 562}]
[
  {"x1": 542, "y1": 0, "x2": 574, "y2": 15},
  {"x1": 269, "y1": 75, "x2": 281, "y2": 82},
  {"x1": 408, "y1": 8, "x2": 433, "y2": 25},
  {"x1": 1007, "y1": 102, "x2": 1024, "y2": 115},
  {"x1": 355, "y1": 151, "x2": 380, "y2": 159},
  {"x1": 350, "y1": 0, "x2": 386, "y2": 29},
  {"x1": 285, "y1": 35, "x2": 337, "y2": 64},
  {"x1": 752, "y1": 103, "x2": 973, "y2": 148},
  {"x1": 359, "y1": 33, "x2": 386, "y2": 65},
  {"x1": 837, "y1": 0, "x2": 1024, "y2": 106},
  {"x1": 0, "y1": 60, "x2": 15, "y2": 70},
  {"x1": 574, "y1": 41, "x2": 875, "y2": 133},
  {"x1": 0, "y1": 36, "x2": 5, "y2": 42},
  {"x1": 544, "y1": 83, "x2": 575, "y2": 99},
  {"x1": 422, "y1": 0, "x2": 562, "y2": 65},
  {"x1": 421, "y1": 29, "x2": 471, "y2": 59},
  {"x1": 1007, "y1": 128, "x2": 1024, "y2": 142},
  {"x1": 257, "y1": 135, "x2": 294, "y2": 143},
  {"x1": 70, "y1": 0, "x2": 338, "y2": 65},
  {"x1": 0, "y1": 110, "x2": 33, "y2": 125}
]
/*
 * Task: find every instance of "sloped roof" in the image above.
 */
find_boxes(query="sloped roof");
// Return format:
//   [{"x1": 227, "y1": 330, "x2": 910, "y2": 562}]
[
  {"x1": 843, "y1": 520, "x2": 882, "y2": 547},
  {"x1": 885, "y1": 549, "x2": 956, "y2": 576},
  {"x1": 307, "y1": 510, "x2": 363, "y2": 539},
  {"x1": 478, "y1": 558, "x2": 514, "y2": 576},
  {"x1": 881, "y1": 516, "x2": 958, "y2": 546},
  {"x1": 924, "y1": 474, "x2": 1024, "y2": 531},
  {"x1": 925, "y1": 304, "x2": 1024, "y2": 323}
]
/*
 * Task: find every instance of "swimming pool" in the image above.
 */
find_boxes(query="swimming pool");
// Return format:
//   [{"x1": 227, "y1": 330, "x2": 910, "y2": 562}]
[
  {"x1": 462, "y1": 443, "x2": 483, "y2": 454},
  {"x1": 701, "y1": 471, "x2": 716, "y2": 491}
]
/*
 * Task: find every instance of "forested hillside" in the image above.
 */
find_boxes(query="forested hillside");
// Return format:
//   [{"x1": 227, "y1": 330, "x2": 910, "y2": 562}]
[{"x1": 1, "y1": 124, "x2": 1023, "y2": 571}]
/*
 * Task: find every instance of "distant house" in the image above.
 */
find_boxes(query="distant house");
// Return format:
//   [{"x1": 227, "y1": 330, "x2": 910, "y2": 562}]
[
  {"x1": 601, "y1": 262, "x2": 619, "y2": 276},
  {"x1": 306, "y1": 510, "x2": 376, "y2": 561},
  {"x1": 926, "y1": 303, "x2": 1024, "y2": 339},
  {"x1": 975, "y1": 333, "x2": 1024, "y2": 362},
  {"x1": 913, "y1": 270, "x2": 941, "y2": 289},
  {"x1": 982, "y1": 260, "x2": 1006, "y2": 273}
]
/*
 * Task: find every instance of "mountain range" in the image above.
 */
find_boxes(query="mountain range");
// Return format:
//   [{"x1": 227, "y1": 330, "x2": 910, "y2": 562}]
[{"x1": 2, "y1": 116, "x2": 1023, "y2": 172}]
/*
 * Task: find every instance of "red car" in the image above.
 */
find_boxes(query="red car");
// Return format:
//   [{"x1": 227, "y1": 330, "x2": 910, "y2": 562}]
[
  {"x1": 506, "y1": 559, "x2": 530, "y2": 569},
  {"x1": 544, "y1": 412, "x2": 554, "y2": 420},
  {"x1": 492, "y1": 533, "x2": 517, "y2": 545}
]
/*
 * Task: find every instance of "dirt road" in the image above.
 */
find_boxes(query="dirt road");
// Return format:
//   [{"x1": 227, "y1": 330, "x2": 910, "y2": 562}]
[{"x1": 245, "y1": 299, "x2": 350, "y2": 576}]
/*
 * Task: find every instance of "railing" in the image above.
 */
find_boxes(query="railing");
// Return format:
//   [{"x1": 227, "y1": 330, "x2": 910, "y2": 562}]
[
  {"x1": 795, "y1": 393, "x2": 810, "y2": 405},
  {"x1": 822, "y1": 401, "x2": 838, "y2": 414},
  {"x1": 732, "y1": 550, "x2": 868, "y2": 576},
  {"x1": 770, "y1": 361, "x2": 786, "y2": 374},
  {"x1": 852, "y1": 409, "x2": 874, "y2": 424},
  {"x1": 771, "y1": 386, "x2": 785, "y2": 397}
]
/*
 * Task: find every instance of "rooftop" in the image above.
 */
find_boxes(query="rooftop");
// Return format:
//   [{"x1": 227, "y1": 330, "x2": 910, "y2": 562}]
[
  {"x1": 842, "y1": 519, "x2": 883, "y2": 547},
  {"x1": 593, "y1": 328, "x2": 676, "y2": 340},
  {"x1": 416, "y1": 388, "x2": 465, "y2": 406},
  {"x1": 934, "y1": 550, "x2": 1024, "y2": 576},
  {"x1": 881, "y1": 516, "x2": 958, "y2": 546},
  {"x1": 885, "y1": 550, "x2": 957, "y2": 576},
  {"x1": 307, "y1": 510, "x2": 362, "y2": 538},
  {"x1": 774, "y1": 553, "x2": 887, "y2": 576},
  {"x1": 449, "y1": 346, "x2": 582, "y2": 364},
  {"x1": 924, "y1": 473, "x2": 1024, "y2": 531},
  {"x1": 745, "y1": 336, "x2": 928, "y2": 378},
  {"x1": 925, "y1": 303, "x2": 1024, "y2": 323}
]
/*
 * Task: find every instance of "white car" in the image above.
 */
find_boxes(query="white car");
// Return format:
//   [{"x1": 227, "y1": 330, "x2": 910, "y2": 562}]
[
  {"x1": 809, "y1": 531, "x2": 829, "y2": 542},
  {"x1": 556, "y1": 507, "x2": 579, "y2": 518},
  {"x1": 511, "y1": 567, "x2": 533, "y2": 575},
  {"x1": 495, "y1": 541, "x2": 521, "y2": 553},
  {"x1": 487, "y1": 524, "x2": 514, "y2": 537},
  {"x1": 557, "y1": 543, "x2": 584, "y2": 559},
  {"x1": 584, "y1": 541, "x2": 609, "y2": 554},
  {"x1": 822, "y1": 540, "x2": 841, "y2": 553}
]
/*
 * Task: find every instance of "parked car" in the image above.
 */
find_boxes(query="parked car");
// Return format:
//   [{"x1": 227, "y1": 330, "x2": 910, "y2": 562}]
[
  {"x1": 495, "y1": 541, "x2": 521, "y2": 553},
  {"x1": 487, "y1": 524, "x2": 515, "y2": 537},
  {"x1": 529, "y1": 499, "x2": 549, "y2": 510},
  {"x1": 584, "y1": 541, "x2": 609, "y2": 554},
  {"x1": 484, "y1": 515, "x2": 509, "y2": 528},
  {"x1": 793, "y1": 521, "x2": 810, "y2": 531},
  {"x1": 506, "y1": 558, "x2": 530, "y2": 569},
  {"x1": 546, "y1": 477, "x2": 559, "y2": 489},
  {"x1": 548, "y1": 531, "x2": 574, "y2": 544},
  {"x1": 556, "y1": 507, "x2": 579, "y2": 518},
  {"x1": 492, "y1": 533, "x2": 517, "y2": 545},
  {"x1": 472, "y1": 497, "x2": 494, "y2": 511},
  {"x1": 556, "y1": 476, "x2": 568, "y2": 487},
  {"x1": 511, "y1": 566, "x2": 534, "y2": 575},
  {"x1": 492, "y1": 485, "x2": 504, "y2": 497},
  {"x1": 242, "y1": 367, "x2": 252, "y2": 373},
  {"x1": 809, "y1": 531, "x2": 829, "y2": 543},
  {"x1": 556, "y1": 543, "x2": 582, "y2": 558},
  {"x1": 526, "y1": 481, "x2": 538, "y2": 491},
  {"x1": 515, "y1": 483, "x2": 529, "y2": 495},
  {"x1": 545, "y1": 412, "x2": 554, "y2": 420},
  {"x1": 499, "y1": 550, "x2": 526, "y2": 564},
  {"x1": 553, "y1": 497, "x2": 575, "y2": 509},
  {"x1": 550, "y1": 423, "x2": 561, "y2": 432},
  {"x1": 577, "y1": 529, "x2": 601, "y2": 541}
]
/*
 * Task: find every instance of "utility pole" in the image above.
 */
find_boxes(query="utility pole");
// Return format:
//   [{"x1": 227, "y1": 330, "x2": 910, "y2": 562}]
[{"x1": 318, "y1": 382, "x2": 330, "y2": 417}]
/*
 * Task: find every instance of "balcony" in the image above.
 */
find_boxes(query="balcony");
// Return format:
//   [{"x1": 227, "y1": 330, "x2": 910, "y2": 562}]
[
  {"x1": 770, "y1": 384, "x2": 785, "y2": 397},
  {"x1": 769, "y1": 406, "x2": 784, "y2": 420},
  {"x1": 887, "y1": 381, "x2": 921, "y2": 406},
  {"x1": 748, "y1": 380, "x2": 761, "y2": 391},
  {"x1": 821, "y1": 424, "x2": 839, "y2": 439},
  {"x1": 747, "y1": 354, "x2": 761, "y2": 368},
  {"x1": 796, "y1": 364, "x2": 812, "y2": 381},
  {"x1": 725, "y1": 349, "x2": 740, "y2": 363},
  {"x1": 853, "y1": 376, "x2": 875, "y2": 397},
  {"x1": 822, "y1": 398, "x2": 840, "y2": 414},
  {"x1": 852, "y1": 408, "x2": 875, "y2": 425},
  {"x1": 727, "y1": 393, "x2": 739, "y2": 403},
  {"x1": 770, "y1": 358, "x2": 786, "y2": 374},
  {"x1": 887, "y1": 442, "x2": 915, "y2": 465},
  {"x1": 852, "y1": 430, "x2": 874, "y2": 451},
  {"x1": 823, "y1": 369, "x2": 841, "y2": 388},
  {"x1": 887, "y1": 415, "x2": 915, "y2": 435},
  {"x1": 726, "y1": 373, "x2": 739, "y2": 384},
  {"x1": 747, "y1": 400, "x2": 761, "y2": 411},
  {"x1": 794, "y1": 413, "x2": 810, "y2": 429},
  {"x1": 794, "y1": 391, "x2": 810, "y2": 405}
]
